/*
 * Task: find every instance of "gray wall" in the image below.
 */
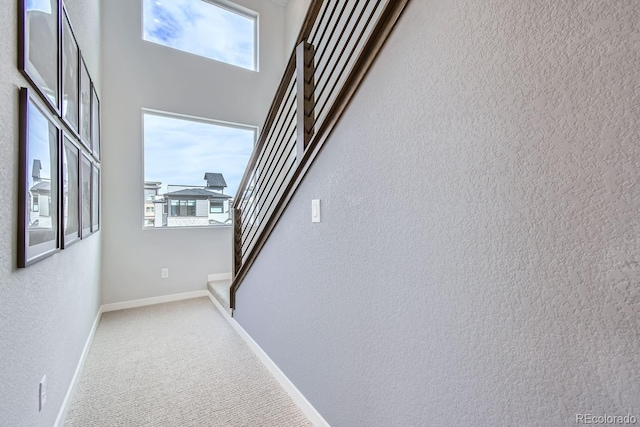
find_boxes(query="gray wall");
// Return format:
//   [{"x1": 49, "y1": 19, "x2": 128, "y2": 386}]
[
  {"x1": 101, "y1": 0, "x2": 286, "y2": 304},
  {"x1": 235, "y1": 0, "x2": 640, "y2": 425},
  {"x1": 0, "y1": 0, "x2": 102, "y2": 426}
]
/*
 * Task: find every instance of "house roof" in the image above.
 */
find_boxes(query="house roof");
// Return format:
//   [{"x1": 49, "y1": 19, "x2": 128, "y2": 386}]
[
  {"x1": 164, "y1": 188, "x2": 231, "y2": 199},
  {"x1": 30, "y1": 181, "x2": 51, "y2": 193},
  {"x1": 204, "y1": 173, "x2": 227, "y2": 188}
]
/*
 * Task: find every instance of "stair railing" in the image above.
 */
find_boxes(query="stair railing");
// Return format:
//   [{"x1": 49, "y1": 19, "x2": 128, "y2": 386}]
[{"x1": 230, "y1": 0, "x2": 411, "y2": 309}]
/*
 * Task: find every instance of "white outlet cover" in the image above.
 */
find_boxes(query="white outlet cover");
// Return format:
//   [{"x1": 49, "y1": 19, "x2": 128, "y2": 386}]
[{"x1": 161, "y1": 268, "x2": 169, "y2": 279}]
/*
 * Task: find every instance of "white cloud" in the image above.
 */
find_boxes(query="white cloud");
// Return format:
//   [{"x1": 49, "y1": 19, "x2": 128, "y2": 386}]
[
  {"x1": 143, "y1": 0, "x2": 255, "y2": 70},
  {"x1": 144, "y1": 113, "x2": 255, "y2": 196}
]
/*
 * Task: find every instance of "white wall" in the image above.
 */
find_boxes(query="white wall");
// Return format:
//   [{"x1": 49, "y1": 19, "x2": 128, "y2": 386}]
[
  {"x1": 235, "y1": 0, "x2": 640, "y2": 425},
  {"x1": 101, "y1": 0, "x2": 286, "y2": 304},
  {"x1": 285, "y1": 0, "x2": 312, "y2": 53},
  {"x1": 0, "y1": 1, "x2": 102, "y2": 425}
]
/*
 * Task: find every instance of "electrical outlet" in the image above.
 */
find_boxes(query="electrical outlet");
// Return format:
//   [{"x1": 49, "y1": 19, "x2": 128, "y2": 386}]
[
  {"x1": 161, "y1": 268, "x2": 169, "y2": 279},
  {"x1": 39, "y1": 375, "x2": 46, "y2": 411}
]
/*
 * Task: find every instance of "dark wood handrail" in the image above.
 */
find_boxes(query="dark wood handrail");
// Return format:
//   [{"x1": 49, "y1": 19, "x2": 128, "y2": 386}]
[{"x1": 231, "y1": 0, "x2": 412, "y2": 310}]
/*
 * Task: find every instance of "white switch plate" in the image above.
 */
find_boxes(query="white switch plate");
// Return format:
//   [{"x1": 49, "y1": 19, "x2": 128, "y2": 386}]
[
  {"x1": 312, "y1": 199, "x2": 321, "y2": 223},
  {"x1": 161, "y1": 268, "x2": 169, "y2": 279},
  {"x1": 39, "y1": 375, "x2": 47, "y2": 411}
]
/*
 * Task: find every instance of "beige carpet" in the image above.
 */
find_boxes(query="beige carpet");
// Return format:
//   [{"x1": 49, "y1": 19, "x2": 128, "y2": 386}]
[{"x1": 64, "y1": 297, "x2": 313, "y2": 427}]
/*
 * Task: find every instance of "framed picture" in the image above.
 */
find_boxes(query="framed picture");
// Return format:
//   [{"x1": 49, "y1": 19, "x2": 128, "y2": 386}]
[
  {"x1": 18, "y1": 0, "x2": 60, "y2": 115},
  {"x1": 80, "y1": 151, "x2": 92, "y2": 237},
  {"x1": 91, "y1": 84, "x2": 101, "y2": 160},
  {"x1": 79, "y1": 54, "x2": 92, "y2": 149},
  {"x1": 91, "y1": 164, "x2": 100, "y2": 232},
  {"x1": 61, "y1": 6, "x2": 79, "y2": 134},
  {"x1": 61, "y1": 134, "x2": 81, "y2": 248},
  {"x1": 18, "y1": 88, "x2": 60, "y2": 267}
]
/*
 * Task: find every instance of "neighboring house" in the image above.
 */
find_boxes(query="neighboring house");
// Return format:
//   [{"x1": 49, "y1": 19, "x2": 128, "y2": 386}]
[
  {"x1": 29, "y1": 159, "x2": 52, "y2": 229},
  {"x1": 161, "y1": 173, "x2": 232, "y2": 227},
  {"x1": 29, "y1": 180, "x2": 52, "y2": 229},
  {"x1": 144, "y1": 181, "x2": 162, "y2": 227}
]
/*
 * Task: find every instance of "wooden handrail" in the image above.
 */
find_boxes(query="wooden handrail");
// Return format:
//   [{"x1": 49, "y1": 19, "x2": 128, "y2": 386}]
[{"x1": 230, "y1": 0, "x2": 412, "y2": 310}]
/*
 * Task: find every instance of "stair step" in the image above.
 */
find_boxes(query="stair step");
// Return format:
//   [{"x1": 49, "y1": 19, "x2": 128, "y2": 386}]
[{"x1": 208, "y1": 280, "x2": 232, "y2": 315}]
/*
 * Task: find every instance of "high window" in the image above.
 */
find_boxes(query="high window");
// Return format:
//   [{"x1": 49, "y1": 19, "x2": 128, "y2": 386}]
[
  {"x1": 142, "y1": 0, "x2": 258, "y2": 71},
  {"x1": 143, "y1": 110, "x2": 256, "y2": 228}
]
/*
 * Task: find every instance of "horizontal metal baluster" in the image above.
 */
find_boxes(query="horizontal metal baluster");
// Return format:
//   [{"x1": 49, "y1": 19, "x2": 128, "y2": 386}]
[
  {"x1": 240, "y1": 100, "x2": 297, "y2": 236},
  {"x1": 313, "y1": 0, "x2": 381, "y2": 129}
]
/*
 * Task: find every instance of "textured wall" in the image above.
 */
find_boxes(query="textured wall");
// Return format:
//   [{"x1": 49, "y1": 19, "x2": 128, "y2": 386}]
[
  {"x1": 235, "y1": 0, "x2": 640, "y2": 425},
  {"x1": 0, "y1": 0, "x2": 102, "y2": 426},
  {"x1": 101, "y1": 0, "x2": 286, "y2": 304}
]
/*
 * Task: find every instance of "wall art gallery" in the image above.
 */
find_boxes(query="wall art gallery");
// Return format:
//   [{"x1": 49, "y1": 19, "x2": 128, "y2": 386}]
[{"x1": 18, "y1": 0, "x2": 101, "y2": 267}]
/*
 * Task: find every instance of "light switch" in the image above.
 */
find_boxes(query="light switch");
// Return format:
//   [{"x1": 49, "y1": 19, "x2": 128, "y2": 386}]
[{"x1": 312, "y1": 199, "x2": 321, "y2": 223}]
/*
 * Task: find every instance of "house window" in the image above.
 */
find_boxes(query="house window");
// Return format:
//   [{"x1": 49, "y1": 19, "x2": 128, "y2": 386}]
[
  {"x1": 146, "y1": 206, "x2": 154, "y2": 213},
  {"x1": 33, "y1": 195, "x2": 39, "y2": 212},
  {"x1": 170, "y1": 200, "x2": 196, "y2": 216},
  {"x1": 143, "y1": 110, "x2": 255, "y2": 229},
  {"x1": 210, "y1": 201, "x2": 224, "y2": 213},
  {"x1": 142, "y1": 0, "x2": 258, "y2": 71}
]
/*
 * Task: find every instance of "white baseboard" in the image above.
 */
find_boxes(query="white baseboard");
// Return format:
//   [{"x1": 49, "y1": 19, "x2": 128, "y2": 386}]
[
  {"x1": 54, "y1": 307, "x2": 103, "y2": 427},
  {"x1": 207, "y1": 294, "x2": 330, "y2": 427},
  {"x1": 207, "y1": 273, "x2": 232, "y2": 282},
  {"x1": 101, "y1": 290, "x2": 210, "y2": 312}
]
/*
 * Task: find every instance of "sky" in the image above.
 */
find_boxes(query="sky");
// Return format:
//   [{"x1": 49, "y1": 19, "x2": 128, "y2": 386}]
[
  {"x1": 143, "y1": 113, "x2": 255, "y2": 197},
  {"x1": 27, "y1": 0, "x2": 53, "y2": 14},
  {"x1": 142, "y1": 0, "x2": 255, "y2": 70}
]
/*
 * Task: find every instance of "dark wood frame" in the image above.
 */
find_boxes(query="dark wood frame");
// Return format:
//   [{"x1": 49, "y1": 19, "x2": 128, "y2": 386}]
[
  {"x1": 61, "y1": 133, "x2": 81, "y2": 248},
  {"x1": 18, "y1": 87, "x2": 61, "y2": 268},
  {"x1": 91, "y1": 163, "x2": 100, "y2": 232},
  {"x1": 18, "y1": 0, "x2": 61, "y2": 116},
  {"x1": 79, "y1": 54, "x2": 92, "y2": 149},
  {"x1": 61, "y1": 5, "x2": 80, "y2": 135},
  {"x1": 91, "y1": 83, "x2": 101, "y2": 160},
  {"x1": 80, "y1": 151, "x2": 92, "y2": 238}
]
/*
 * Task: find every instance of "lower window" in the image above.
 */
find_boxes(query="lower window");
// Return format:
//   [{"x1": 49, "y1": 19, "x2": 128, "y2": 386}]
[{"x1": 143, "y1": 110, "x2": 255, "y2": 228}]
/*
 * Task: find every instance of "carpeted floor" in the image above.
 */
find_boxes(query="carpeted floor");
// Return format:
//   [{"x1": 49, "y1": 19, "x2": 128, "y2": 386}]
[{"x1": 64, "y1": 297, "x2": 313, "y2": 427}]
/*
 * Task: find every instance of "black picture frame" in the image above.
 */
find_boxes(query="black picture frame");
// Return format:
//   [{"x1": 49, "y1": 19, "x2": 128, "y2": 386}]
[
  {"x1": 79, "y1": 54, "x2": 92, "y2": 149},
  {"x1": 61, "y1": 5, "x2": 80, "y2": 135},
  {"x1": 80, "y1": 151, "x2": 92, "y2": 238},
  {"x1": 91, "y1": 164, "x2": 100, "y2": 232},
  {"x1": 19, "y1": 0, "x2": 61, "y2": 115},
  {"x1": 18, "y1": 87, "x2": 60, "y2": 268},
  {"x1": 91, "y1": 84, "x2": 101, "y2": 160},
  {"x1": 61, "y1": 133, "x2": 81, "y2": 248}
]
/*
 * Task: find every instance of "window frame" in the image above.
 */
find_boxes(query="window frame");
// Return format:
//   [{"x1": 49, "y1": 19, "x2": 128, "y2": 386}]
[
  {"x1": 210, "y1": 200, "x2": 224, "y2": 214},
  {"x1": 141, "y1": 0, "x2": 259, "y2": 71},
  {"x1": 141, "y1": 108, "x2": 257, "y2": 230}
]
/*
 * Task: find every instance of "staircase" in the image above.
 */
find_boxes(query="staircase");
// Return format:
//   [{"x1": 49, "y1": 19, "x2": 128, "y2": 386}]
[
  {"x1": 208, "y1": 279, "x2": 232, "y2": 315},
  {"x1": 229, "y1": 0, "x2": 411, "y2": 311}
]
